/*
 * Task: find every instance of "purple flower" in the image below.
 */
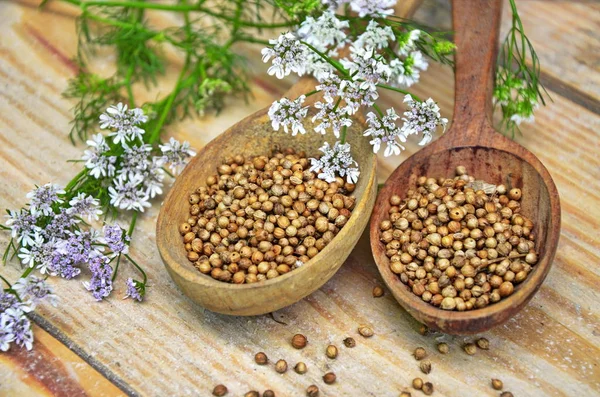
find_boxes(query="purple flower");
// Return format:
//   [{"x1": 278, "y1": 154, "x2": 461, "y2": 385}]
[
  {"x1": 43, "y1": 208, "x2": 78, "y2": 241},
  {"x1": 0, "y1": 324, "x2": 14, "y2": 351},
  {"x1": 83, "y1": 256, "x2": 113, "y2": 301},
  {"x1": 124, "y1": 278, "x2": 144, "y2": 302},
  {"x1": 0, "y1": 308, "x2": 33, "y2": 350},
  {"x1": 0, "y1": 292, "x2": 20, "y2": 313},
  {"x1": 68, "y1": 193, "x2": 103, "y2": 222},
  {"x1": 13, "y1": 276, "x2": 58, "y2": 309},
  {"x1": 25, "y1": 183, "x2": 65, "y2": 217},
  {"x1": 103, "y1": 225, "x2": 129, "y2": 256},
  {"x1": 5, "y1": 209, "x2": 41, "y2": 247},
  {"x1": 159, "y1": 137, "x2": 196, "y2": 174}
]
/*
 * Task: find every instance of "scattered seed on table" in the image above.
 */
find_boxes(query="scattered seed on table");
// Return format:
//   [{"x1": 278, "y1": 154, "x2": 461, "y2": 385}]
[
  {"x1": 275, "y1": 359, "x2": 288, "y2": 373},
  {"x1": 244, "y1": 392, "x2": 259, "y2": 397},
  {"x1": 422, "y1": 382, "x2": 434, "y2": 395},
  {"x1": 400, "y1": 392, "x2": 412, "y2": 397},
  {"x1": 413, "y1": 347, "x2": 427, "y2": 360},
  {"x1": 418, "y1": 325, "x2": 429, "y2": 336},
  {"x1": 255, "y1": 352, "x2": 268, "y2": 365},
  {"x1": 358, "y1": 326, "x2": 374, "y2": 337},
  {"x1": 307, "y1": 385, "x2": 319, "y2": 397},
  {"x1": 373, "y1": 286, "x2": 384, "y2": 297},
  {"x1": 491, "y1": 379, "x2": 503, "y2": 390},
  {"x1": 420, "y1": 360, "x2": 432, "y2": 374},
  {"x1": 212, "y1": 385, "x2": 228, "y2": 396},
  {"x1": 263, "y1": 391, "x2": 275, "y2": 397},
  {"x1": 412, "y1": 378, "x2": 423, "y2": 390},
  {"x1": 326, "y1": 345, "x2": 338, "y2": 359},
  {"x1": 293, "y1": 362, "x2": 307, "y2": 374},
  {"x1": 437, "y1": 342, "x2": 449, "y2": 354},
  {"x1": 476, "y1": 337, "x2": 490, "y2": 350},
  {"x1": 323, "y1": 372, "x2": 336, "y2": 384},
  {"x1": 292, "y1": 334, "x2": 308, "y2": 349},
  {"x1": 464, "y1": 343, "x2": 477, "y2": 355},
  {"x1": 500, "y1": 392, "x2": 514, "y2": 397},
  {"x1": 343, "y1": 337, "x2": 356, "y2": 348}
]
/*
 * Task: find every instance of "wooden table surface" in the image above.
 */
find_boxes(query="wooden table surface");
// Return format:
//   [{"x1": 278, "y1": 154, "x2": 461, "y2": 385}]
[{"x1": 0, "y1": 1, "x2": 598, "y2": 396}]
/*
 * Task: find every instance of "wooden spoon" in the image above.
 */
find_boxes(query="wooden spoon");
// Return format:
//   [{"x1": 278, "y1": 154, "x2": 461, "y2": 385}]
[{"x1": 370, "y1": 0, "x2": 561, "y2": 334}]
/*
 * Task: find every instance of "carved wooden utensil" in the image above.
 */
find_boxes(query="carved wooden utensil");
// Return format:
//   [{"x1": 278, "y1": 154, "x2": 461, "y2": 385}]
[
  {"x1": 156, "y1": 1, "x2": 422, "y2": 316},
  {"x1": 370, "y1": 0, "x2": 561, "y2": 334}
]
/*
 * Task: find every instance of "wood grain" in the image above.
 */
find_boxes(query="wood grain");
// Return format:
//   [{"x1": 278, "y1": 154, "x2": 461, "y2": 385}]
[{"x1": 0, "y1": 0, "x2": 598, "y2": 396}]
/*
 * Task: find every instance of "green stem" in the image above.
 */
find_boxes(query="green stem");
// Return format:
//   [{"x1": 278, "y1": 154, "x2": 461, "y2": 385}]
[
  {"x1": 127, "y1": 212, "x2": 138, "y2": 236},
  {"x1": 0, "y1": 274, "x2": 12, "y2": 289},
  {"x1": 372, "y1": 103, "x2": 384, "y2": 117},
  {"x1": 340, "y1": 125, "x2": 348, "y2": 144},
  {"x1": 125, "y1": 64, "x2": 135, "y2": 107},
  {"x1": 112, "y1": 253, "x2": 121, "y2": 282},
  {"x1": 376, "y1": 84, "x2": 422, "y2": 102},
  {"x1": 124, "y1": 254, "x2": 147, "y2": 284},
  {"x1": 65, "y1": 169, "x2": 88, "y2": 192},
  {"x1": 300, "y1": 41, "x2": 349, "y2": 77}
]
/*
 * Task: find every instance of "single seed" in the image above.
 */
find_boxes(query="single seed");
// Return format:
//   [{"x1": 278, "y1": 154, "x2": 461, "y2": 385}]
[
  {"x1": 419, "y1": 360, "x2": 432, "y2": 374},
  {"x1": 294, "y1": 362, "x2": 307, "y2": 374},
  {"x1": 275, "y1": 359, "x2": 288, "y2": 373},
  {"x1": 412, "y1": 378, "x2": 423, "y2": 390},
  {"x1": 323, "y1": 372, "x2": 336, "y2": 384},
  {"x1": 212, "y1": 385, "x2": 228, "y2": 396},
  {"x1": 255, "y1": 352, "x2": 268, "y2": 365},
  {"x1": 464, "y1": 343, "x2": 477, "y2": 355},
  {"x1": 413, "y1": 347, "x2": 427, "y2": 360},
  {"x1": 476, "y1": 337, "x2": 490, "y2": 350},
  {"x1": 244, "y1": 392, "x2": 259, "y2": 397},
  {"x1": 491, "y1": 378, "x2": 503, "y2": 390},
  {"x1": 422, "y1": 382, "x2": 434, "y2": 396},
  {"x1": 292, "y1": 334, "x2": 307, "y2": 349},
  {"x1": 437, "y1": 343, "x2": 449, "y2": 354},
  {"x1": 263, "y1": 391, "x2": 275, "y2": 397},
  {"x1": 326, "y1": 345, "x2": 338, "y2": 359},
  {"x1": 306, "y1": 385, "x2": 319, "y2": 397},
  {"x1": 373, "y1": 286, "x2": 385, "y2": 297},
  {"x1": 358, "y1": 326, "x2": 374, "y2": 337},
  {"x1": 500, "y1": 393, "x2": 514, "y2": 397},
  {"x1": 400, "y1": 392, "x2": 412, "y2": 397}
]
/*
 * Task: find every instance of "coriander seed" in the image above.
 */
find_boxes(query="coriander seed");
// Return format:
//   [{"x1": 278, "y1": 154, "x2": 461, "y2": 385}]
[
  {"x1": 323, "y1": 372, "x2": 336, "y2": 384},
  {"x1": 413, "y1": 347, "x2": 427, "y2": 360},
  {"x1": 464, "y1": 343, "x2": 477, "y2": 355},
  {"x1": 419, "y1": 360, "x2": 432, "y2": 374},
  {"x1": 491, "y1": 378, "x2": 503, "y2": 390},
  {"x1": 437, "y1": 343, "x2": 449, "y2": 354},
  {"x1": 326, "y1": 345, "x2": 338, "y2": 359},
  {"x1": 292, "y1": 334, "x2": 307, "y2": 349},
  {"x1": 263, "y1": 391, "x2": 275, "y2": 397},
  {"x1": 412, "y1": 378, "x2": 423, "y2": 390},
  {"x1": 307, "y1": 385, "x2": 319, "y2": 397},
  {"x1": 500, "y1": 393, "x2": 514, "y2": 397},
  {"x1": 294, "y1": 362, "x2": 307, "y2": 374},
  {"x1": 358, "y1": 326, "x2": 374, "y2": 337},
  {"x1": 244, "y1": 392, "x2": 259, "y2": 397},
  {"x1": 212, "y1": 385, "x2": 228, "y2": 396},
  {"x1": 275, "y1": 359, "x2": 288, "y2": 373},
  {"x1": 255, "y1": 352, "x2": 268, "y2": 365},
  {"x1": 400, "y1": 392, "x2": 412, "y2": 397},
  {"x1": 373, "y1": 286, "x2": 385, "y2": 297},
  {"x1": 343, "y1": 337, "x2": 356, "y2": 348},
  {"x1": 476, "y1": 337, "x2": 490, "y2": 350},
  {"x1": 422, "y1": 382, "x2": 434, "y2": 395}
]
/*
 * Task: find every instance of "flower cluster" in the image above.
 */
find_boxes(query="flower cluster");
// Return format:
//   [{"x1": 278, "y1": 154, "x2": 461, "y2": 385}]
[
  {"x1": 262, "y1": 0, "x2": 452, "y2": 183},
  {"x1": 1, "y1": 104, "x2": 195, "y2": 351},
  {"x1": 0, "y1": 275, "x2": 57, "y2": 351},
  {"x1": 309, "y1": 141, "x2": 360, "y2": 184}
]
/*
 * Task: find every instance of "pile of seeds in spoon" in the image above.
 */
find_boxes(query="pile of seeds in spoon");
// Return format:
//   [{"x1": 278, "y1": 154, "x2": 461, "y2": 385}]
[
  {"x1": 180, "y1": 147, "x2": 356, "y2": 284},
  {"x1": 379, "y1": 166, "x2": 539, "y2": 311}
]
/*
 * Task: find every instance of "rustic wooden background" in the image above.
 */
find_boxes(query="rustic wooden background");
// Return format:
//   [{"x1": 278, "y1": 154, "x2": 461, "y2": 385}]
[{"x1": 0, "y1": 0, "x2": 598, "y2": 396}]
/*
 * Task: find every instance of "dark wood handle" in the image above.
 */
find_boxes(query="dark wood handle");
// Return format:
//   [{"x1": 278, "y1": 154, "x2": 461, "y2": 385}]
[{"x1": 449, "y1": 0, "x2": 502, "y2": 143}]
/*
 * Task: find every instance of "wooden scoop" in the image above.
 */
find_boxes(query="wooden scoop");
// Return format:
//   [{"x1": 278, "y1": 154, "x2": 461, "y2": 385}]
[{"x1": 370, "y1": 1, "x2": 561, "y2": 334}]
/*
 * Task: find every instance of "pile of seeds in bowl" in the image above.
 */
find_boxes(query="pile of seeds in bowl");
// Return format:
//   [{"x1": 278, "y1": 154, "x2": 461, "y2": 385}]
[
  {"x1": 180, "y1": 147, "x2": 356, "y2": 284},
  {"x1": 379, "y1": 166, "x2": 539, "y2": 311}
]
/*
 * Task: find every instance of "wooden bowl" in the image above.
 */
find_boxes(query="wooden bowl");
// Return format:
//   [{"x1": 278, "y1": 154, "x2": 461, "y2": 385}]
[
  {"x1": 156, "y1": 102, "x2": 376, "y2": 316},
  {"x1": 369, "y1": 1, "x2": 561, "y2": 334}
]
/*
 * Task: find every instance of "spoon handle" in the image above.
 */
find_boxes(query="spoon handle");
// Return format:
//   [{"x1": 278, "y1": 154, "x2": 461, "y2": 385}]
[{"x1": 449, "y1": 0, "x2": 502, "y2": 143}]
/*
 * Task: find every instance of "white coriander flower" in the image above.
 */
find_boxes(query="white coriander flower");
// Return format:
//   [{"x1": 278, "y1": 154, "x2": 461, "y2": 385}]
[
  {"x1": 100, "y1": 103, "x2": 147, "y2": 148},
  {"x1": 159, "y1": 137, "x2": 196, "y2": 174},
  {"x1": 17, "y1": 234, "x2": 57, "y2": 272},
  {"x1": 26, "y1": 183, "x2": 65, "y2": 217},
  {"x1": 13, "y1": 275, "x2": 58, "y2": 309},
  {"x1": 312, "y1": 102, "x2": 353, "y2": 138},
  {"x1": 108, "y1": 174, "x2": 151, "y2": 212},
  {"x1": 355, "y1": 20, "x2": 395, "y2": 50},
  {"x1": 341, "y1": 46, "x2": 392, "y2": 88},
  {"x1": 396, "y1": 29, "x2": 421, "y2": 56},
  {"x1": 340, "y1": 80, "x2": 379, "y2": 114},
  {"x1": 141, "y1": 158, "x2": 165, "y2": 198},
  {"x1": 391, "y1": 51, "x2": 428, "y2": 87},
  {"x1": 82, "y1": 133, "x2": 117, "y2": 179},
  {"x1": 297, "y1": 11, "x2": 349, "y2": 49},
  {"x1": 67, "y1": 193, "x2": 103, "y2": 222},
  {"x1": 364, "y1": 108, "x2": 407, "y2": 157},
  {"x1": 316, "y1": 72, "x2": 342, "y2": 103},
  {"x1": 261, "y1": 32, "x2": 309, "y2": 79},
  {"x1": 350, "y1": 0, "x2": 397, "y2": 18},
  {"x1": 5, "y1": 209, "x2": 41, "y2": 247},
  {"x1": 309, "y1": 141, "x2": 360, "y2": 184},
  {"x1": 117, "y1": 144, "x2": 153, "y2": 182},
  {"x1": 306, "y1": 52, "x2": 337, "y2": 80},
  {"x1": 400, "y1": 95, "x2": 448, "y2": 146},
  {"x1": 268, "y1": 96, "x2": 309, "y2": 136}
]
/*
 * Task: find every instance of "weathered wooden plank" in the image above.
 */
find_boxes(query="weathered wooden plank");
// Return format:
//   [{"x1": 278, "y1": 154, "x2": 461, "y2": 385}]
[{"x1": 0, "y1": 0, "x2": 598, "y2": 396}]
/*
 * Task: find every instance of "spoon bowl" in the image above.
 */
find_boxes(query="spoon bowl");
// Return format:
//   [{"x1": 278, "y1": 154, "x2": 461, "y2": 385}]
[
  {"x1": 370, "y1": 1, "x2": 561, "y2": 334},
  {"x1": 156, "y1": 78, "x2": 376, "y2": 316}
]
